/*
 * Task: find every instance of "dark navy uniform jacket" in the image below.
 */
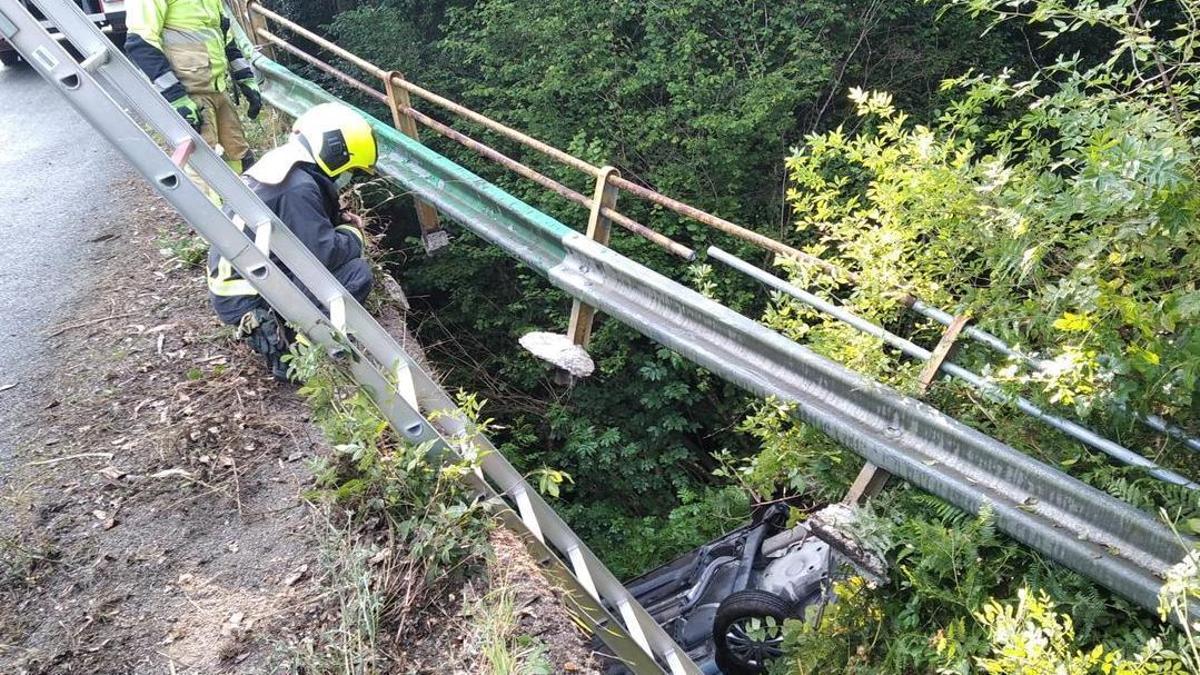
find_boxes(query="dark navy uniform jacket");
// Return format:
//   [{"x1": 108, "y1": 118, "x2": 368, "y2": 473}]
[{"x1": 207, "y1": 162, "x2": 372, "y2": 324}]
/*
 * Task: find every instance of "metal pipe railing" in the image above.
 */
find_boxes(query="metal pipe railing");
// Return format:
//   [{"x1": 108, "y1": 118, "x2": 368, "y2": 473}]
[
  {"x1": 908, "y1": 296, "x2": 1200, "y2": 453},
  {"x1": 609, "y1": 175, "x2": 838, "y2": 275},
  {"x1": 246, "y1": 0, "x2": 1199, "y2": 453},
  {"x1": 249, "y1": 3, "x2": 600, "y2": 176},
  {"x1": 708, "y1": 246, "x2": 1199, "y2": 490},
  {"x1": 245, "y1": 2, "x2": 819, "y2": 262},
  {"x1": 255, "y1": 28, "x2": 695, "y2": 260}
]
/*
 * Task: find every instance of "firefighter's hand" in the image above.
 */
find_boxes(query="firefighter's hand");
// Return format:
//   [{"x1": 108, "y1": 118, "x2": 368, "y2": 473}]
[
  {"x1": 341, "y1": 211, "x2": 364, "y2": 229},
  {"x1": 172, "y1": 95, "x2": 203, "y2": 133},
  {"x1": 238, "y1": 79, "x2": 262, "y2": 120}
]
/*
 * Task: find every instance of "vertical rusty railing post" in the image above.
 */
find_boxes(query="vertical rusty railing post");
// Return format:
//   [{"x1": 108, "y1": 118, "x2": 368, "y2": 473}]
[
  {"x1": 384, "y1": 71, "x2": 447, "y2": 253},
  {"x1": 242, "y1": 1, "x2": 274, "y2": 59},
  {"x1": 845, "y1": 313, "x2": 973, "y2": 505},
  {"x1": 566, "y1": 166, "x2": 621, "y2": 349}
]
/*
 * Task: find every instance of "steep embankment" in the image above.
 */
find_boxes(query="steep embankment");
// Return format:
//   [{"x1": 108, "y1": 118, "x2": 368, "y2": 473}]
[{"x1": 0, "y1": 174, "x2": 596, "y2": 672}]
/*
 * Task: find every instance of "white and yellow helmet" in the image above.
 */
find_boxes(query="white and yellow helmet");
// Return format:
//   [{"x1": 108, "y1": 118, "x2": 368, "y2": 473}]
[
  {"x1": 293, "y1": 102, "x2": 377, "y2": 177},
  {"x1": 246, "y1": 103, "x2": 377, "y2": 185}
]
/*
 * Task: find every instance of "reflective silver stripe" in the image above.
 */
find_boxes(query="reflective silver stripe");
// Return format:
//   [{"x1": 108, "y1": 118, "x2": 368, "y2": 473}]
[
  {"x1": 230, "y1": 58, "x2": 251, "y2": 74},
  {"x1": 162, "y1": 27, "x2": 219, "y2": 45},
  {"x1": 152, "y1": 70, "x2": 180, "y2": 93}
]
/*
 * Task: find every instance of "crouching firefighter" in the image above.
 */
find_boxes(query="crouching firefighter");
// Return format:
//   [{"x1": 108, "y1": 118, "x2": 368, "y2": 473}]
[
  {"x1": 125, "y1": 0, "x2": 261, "y2": 172},
  {"x1": 207, "y1": 103, "x2": 378, "y2": 379}
]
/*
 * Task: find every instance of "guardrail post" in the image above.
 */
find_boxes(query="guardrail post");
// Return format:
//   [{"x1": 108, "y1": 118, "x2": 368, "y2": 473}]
[
  {"x1": 845, "y1": 313, "x2": 972, "y2": 504},
  {"x1": 916, "y1": 313, "x2": 972, "y2": 395},
  {"x1": 384, "y1": 71, "x2": 447, "y2": 254},
  {"x1": 566, "y1": 166, "x2": 620, "y2": 349}
]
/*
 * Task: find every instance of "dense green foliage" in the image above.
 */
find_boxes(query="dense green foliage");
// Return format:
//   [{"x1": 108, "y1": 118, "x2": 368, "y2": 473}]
[
  {"x1": 266, "y1": 0, "x2": 1200, "y2": 671},
  {"x1": 276, "y1": 0, "x2": 1027, "y2": 580},
  {"x1": 757, "y1": 0, "x2": 1200, "y2": 670}
]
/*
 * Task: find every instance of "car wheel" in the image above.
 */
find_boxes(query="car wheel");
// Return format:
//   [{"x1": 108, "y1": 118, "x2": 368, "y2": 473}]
[
  {"x1": 712, "y1": 589, "x2": 792, "y2": 674},
  {"x1": 0, "y1": 50, "x2": 19, "y2": 67}
]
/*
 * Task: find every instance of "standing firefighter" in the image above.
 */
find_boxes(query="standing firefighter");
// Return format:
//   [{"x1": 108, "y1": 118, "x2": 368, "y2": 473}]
[
  {"x1": 208, "y1": 103, "x2": 377, "y2": 379},
  {"x1": 125, "y1": 0, "x2": 261, "y2": 171}
]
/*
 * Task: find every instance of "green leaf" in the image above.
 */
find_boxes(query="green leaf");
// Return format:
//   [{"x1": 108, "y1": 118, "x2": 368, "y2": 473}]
[{"x1": 1053, "y1": 312, "x2": 1093, "y2": 332}]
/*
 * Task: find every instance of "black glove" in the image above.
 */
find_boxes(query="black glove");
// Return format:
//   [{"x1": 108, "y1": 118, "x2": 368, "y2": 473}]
[
  {"x1": 241, "y1": 308, "x2": 292, "y2": 381},
  {"x1": 237, "y1": 79, "x2": 262, "y2": 120},
  {"x1": 172, "y1": 95, "x2": 203, "y2": 133}
]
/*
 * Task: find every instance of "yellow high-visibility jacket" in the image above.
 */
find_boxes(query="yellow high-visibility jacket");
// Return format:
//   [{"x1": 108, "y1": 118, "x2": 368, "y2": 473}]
[{"x1": 125, "y1": 0, "x2": 253, "y2": 101}]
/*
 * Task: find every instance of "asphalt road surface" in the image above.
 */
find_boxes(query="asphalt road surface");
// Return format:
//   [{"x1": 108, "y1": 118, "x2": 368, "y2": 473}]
[{"x1": 0, "y1": 62, "x2": 130, "y2": 408}]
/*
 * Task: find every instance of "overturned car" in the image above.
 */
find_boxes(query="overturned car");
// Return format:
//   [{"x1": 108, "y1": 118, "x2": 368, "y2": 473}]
[{"x1": 598, "y1": 503, "x2": 886, "y2": 675}]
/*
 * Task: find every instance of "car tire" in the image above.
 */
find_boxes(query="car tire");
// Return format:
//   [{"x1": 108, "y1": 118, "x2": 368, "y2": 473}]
[
  {"x1": 712, "y1": 589, "x2": 793, "y2": 674},
  {"x1": 0, "y1": 50, "x2": 19, "y2": 67}
]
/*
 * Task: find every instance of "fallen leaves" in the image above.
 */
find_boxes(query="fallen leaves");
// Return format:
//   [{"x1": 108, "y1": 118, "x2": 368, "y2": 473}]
[
  {"x1": 91, "y1": 497, "x2": 122, "y2": 529},
  {"x1": 221, "y1": 611, "x2": 251, "y2": 636},
  {"x1": 91, "y1": 509, "x2": 118, "y2": 530},
  {"x1": 281, "y1": 564, "x2": 308, "y2": 587},
  {"x1": 98, "y1": 467, "x2": 126, "y2": 481}
]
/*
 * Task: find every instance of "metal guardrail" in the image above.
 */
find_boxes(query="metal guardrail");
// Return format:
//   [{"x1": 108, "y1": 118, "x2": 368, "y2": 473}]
[
  {"x1": 243, "y1": 43, "x2": 1199, "y2": 624},
  {"x1": 249, "y1": 16, "x2": 1200, "y2": 491},
  {"x1": 230, "y1": 0, "x2": 1200, "y2": 476}
]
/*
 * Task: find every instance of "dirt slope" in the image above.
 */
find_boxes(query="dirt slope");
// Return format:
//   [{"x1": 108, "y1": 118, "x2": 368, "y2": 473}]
[
  {"x1": 0, "y1": 180, "x2": 330, "y2": 673},
  {"x1": 0, "y1": 180, "x2": 598, "y2": 674}
]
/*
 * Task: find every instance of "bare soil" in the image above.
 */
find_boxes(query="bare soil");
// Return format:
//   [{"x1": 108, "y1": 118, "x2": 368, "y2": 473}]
[{"x1": 0, "y1": 180, "x2": 598, "y2": 674}]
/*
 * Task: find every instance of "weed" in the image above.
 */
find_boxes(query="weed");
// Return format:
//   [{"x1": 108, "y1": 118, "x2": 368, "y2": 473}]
[
  {"x1": 474, "y1": 587, "x2": 554, "y2": 675},
  {"x1": 0, "y1": 536, "x2": 54, "y2": 591},
  {"x1": 242, "y1": 105, "x2": 291, "y2": 153},
  {"x1": 277, "y1": 339, "x2": 491, "y2": 664},
  {"x1": 157, "y1": 224, "x2": 207, "y2": 268},
  {"x1": 966, "y1": 587, "x2": 1189, "y2": 675},
  {"x1": 272, "y1": 517, "x2": 387, "y2": 674}
]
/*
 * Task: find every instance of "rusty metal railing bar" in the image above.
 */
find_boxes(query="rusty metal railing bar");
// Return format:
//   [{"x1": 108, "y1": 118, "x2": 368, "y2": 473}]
[
  {"x1": 257, "y1": 27, "x2": 386, "y2": 102},
  {"x1": 248, "y1": 2, "x2": 600, "y2": 176},
  {"x1": 247, "y1": 2, "x2": 788, "y2": 259},
  {"x1": 255, "y1": 27, "x2": 695, "y2": 260}
]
